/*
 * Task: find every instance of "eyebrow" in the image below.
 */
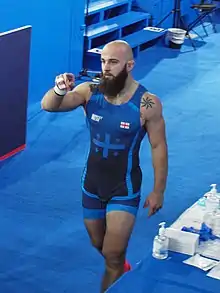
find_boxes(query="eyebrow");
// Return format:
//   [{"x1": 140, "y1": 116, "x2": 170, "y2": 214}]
[{"x1": 101, "y1": 58, "x2": 119, "y2": 62}]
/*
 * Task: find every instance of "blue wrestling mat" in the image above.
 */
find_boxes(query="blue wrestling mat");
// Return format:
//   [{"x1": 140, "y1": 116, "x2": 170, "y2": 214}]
[{"x1": 107, "y1": 252, "x2": 220, "y2": 293}]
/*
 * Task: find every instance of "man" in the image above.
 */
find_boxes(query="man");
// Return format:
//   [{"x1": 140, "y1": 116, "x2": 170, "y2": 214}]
[{"x1": 41, "y1": 40, "x2": 168, "y2": 292}]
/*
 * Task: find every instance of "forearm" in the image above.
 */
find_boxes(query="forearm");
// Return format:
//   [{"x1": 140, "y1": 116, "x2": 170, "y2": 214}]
[
  {"x1": 151, "y1": 142, "x2": 168, "y2": 194},
  {"x1": 41, "y1": 88, "x2": 64, "y2": 112}
]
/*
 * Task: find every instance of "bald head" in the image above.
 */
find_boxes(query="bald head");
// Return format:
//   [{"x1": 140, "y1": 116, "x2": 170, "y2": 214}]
[
  {"x1": 99, "y1": 40, "x2": 135, "y2": 97},
  {"x1": 102, "y1": 40, "x2": 134, "y2": 62}
]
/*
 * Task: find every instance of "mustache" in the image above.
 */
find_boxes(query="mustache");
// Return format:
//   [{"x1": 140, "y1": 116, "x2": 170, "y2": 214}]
[{"x1": 101, "y1": 72, "x2": 114, "y2": 77}]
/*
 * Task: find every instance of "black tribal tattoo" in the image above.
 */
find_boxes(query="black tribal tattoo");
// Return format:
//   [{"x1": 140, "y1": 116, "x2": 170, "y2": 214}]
[{"x1": 141, "y1": 96, "x2": 155, "y2": 109}]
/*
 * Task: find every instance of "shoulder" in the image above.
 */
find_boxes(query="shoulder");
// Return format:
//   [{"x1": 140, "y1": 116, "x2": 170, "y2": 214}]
[{"x1": 140, "y1": 91, "x2": 162, "y2": 121}]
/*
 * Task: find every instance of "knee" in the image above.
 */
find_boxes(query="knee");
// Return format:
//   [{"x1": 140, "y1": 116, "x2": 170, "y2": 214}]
[{"x1": 102, "y1": 247, "x2": 126, "y2": 269}]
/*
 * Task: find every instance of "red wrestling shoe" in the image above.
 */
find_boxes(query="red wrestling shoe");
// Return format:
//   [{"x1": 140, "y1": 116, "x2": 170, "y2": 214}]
[{"x1": 124, "y1": 260, "x2": 131, "y2": 272}]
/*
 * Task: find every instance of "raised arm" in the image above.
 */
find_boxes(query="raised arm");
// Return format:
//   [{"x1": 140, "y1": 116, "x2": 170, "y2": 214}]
[
  {"x1": 41, "y1": 73, "x2": 91, "y2": 112},
  {"x1": 141, "y1": 92, "x2": 168, "y2": 216}
]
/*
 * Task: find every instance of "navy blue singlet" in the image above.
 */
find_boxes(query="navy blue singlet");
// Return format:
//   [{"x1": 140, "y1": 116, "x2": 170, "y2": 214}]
[{"x1": 81, "y1": 83, "x2": 147, "y2": 201}]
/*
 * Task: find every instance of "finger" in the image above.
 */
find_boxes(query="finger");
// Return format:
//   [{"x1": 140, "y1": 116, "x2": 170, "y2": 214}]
[
  {"x1": 69, "y1": 76, "x2": 75, "y2": 89},
  {"x1": 148, "y1": 205, "x2": 155, "y2": 217},
  {"x1": 64, "y1": 73, "x2": 75, "y2": 89},
  {"x1": 148, "y1": 205, "x2": 159, "y2": 217},
  {"x1": 155, "y1": 206, "x2": 161, "y2": 214},
  {"x1": 143, "y1": 199, "x2": 149, "y2": 208},
  {"x1": 63, "y1": 73, "x2": 71, "y2": 88},
  {"x1": 64, "y1": 73, "x2": 74, "y2": 83},
  {"x1": 66, "y1": 72, "x2": 74, "y2": 80}
]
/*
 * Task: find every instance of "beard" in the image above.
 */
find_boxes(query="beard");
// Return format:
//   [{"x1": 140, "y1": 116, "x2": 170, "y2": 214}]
[{"x1": 98, "y1": 65, "x2": 128, "y2": 98}]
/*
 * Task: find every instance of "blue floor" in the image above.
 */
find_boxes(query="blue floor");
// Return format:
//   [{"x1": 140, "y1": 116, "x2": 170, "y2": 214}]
[{"x1": 1, "y1": 21, "x2": 220, "y2": 293}]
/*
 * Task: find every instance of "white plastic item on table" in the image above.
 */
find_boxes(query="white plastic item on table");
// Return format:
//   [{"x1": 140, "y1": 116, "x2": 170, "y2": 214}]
[{"x1": 165, "y1": 228, "x2": 199, "y2": 256}]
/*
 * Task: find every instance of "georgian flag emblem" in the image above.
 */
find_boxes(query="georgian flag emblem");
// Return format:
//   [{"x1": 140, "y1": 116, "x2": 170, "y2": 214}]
[{"x1": 120, "y1": 122, "x2": 130, "y2": 129}]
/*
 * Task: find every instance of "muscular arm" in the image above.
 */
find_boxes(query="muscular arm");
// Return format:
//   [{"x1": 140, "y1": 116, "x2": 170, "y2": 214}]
[
  {"x1": 41, "y1": 82, "x2": 91, "y2": 112},
  {"x1": 141, "y1": 93, "x2": 168, "y2": 194}
]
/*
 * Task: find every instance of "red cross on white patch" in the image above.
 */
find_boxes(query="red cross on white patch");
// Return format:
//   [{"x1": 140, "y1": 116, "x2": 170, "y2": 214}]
[{"x1": 120, "y1": 122, "x2": 130, "y2": 129}]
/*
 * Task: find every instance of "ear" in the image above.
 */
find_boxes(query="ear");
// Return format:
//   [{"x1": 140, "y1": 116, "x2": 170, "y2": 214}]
[{"x1": 126, "y1": 60, "x2": 135, "y2": 72}]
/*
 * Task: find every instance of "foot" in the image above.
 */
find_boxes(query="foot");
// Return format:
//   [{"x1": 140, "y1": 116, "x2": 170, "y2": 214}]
[{"x1": 124, "y1": 260, "x2": 131, "y2": 272}]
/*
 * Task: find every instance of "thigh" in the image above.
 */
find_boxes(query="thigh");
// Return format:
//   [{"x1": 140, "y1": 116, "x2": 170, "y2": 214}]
[
  {"x1": 84, "y1": 218, "x2": 106, "y2": 250},
  {"x1": 82, "y1": 190, "x2": 107, "y2": 248},
  {"x1": 102, "y1": 196, "x2": 140, "y2": 256},
  {"x1": 102, "y1": 211, "x2": 135, "y2": 258}
]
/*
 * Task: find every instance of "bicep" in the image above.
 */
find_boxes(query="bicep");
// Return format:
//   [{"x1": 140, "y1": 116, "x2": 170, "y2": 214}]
[
  {"x1": 58, "y1": 91, "x2": 85, "y2": 111},
  {"x1": 58, "y1": 82, "x2": 90, "y2": 111}
]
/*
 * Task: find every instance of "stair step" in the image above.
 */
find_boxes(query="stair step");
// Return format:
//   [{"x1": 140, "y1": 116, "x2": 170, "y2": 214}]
[
  {"x1": 96, "y1": 27, "x2": 166, "y2": 50},
  {"x1": 96, "y1": 27, "x2": 166, "y2": 52},
  {"x1": 84, "y1": 27, "x2": 166, "y2": 71},
  {"x1": 85, "y1": 11, "x2": 150, "y2": 39},
  {"x1": 122, "y1": 27, "x2": 166, "y2": 48},
  {"x1": 85, "y1": 0, "x2": 130, "y2": 15}
]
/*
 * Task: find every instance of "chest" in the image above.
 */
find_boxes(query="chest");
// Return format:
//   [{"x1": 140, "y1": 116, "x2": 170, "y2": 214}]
[{"x1": 86, "y1": 98, "x2": 143, "y2": 137}]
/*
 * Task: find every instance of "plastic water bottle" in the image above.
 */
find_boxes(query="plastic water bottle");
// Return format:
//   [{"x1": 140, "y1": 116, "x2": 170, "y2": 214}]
[
  {"x1": 203, "y1": 184, "x2": 219, "y2": 230},
  {"x1": 206, "y1": 184, "x2": 219, "y2": 212},
  {"x1": 197, "y1": 184, "x2": 217, "y2": 210},
  {"x1": 152, "y1": 222, "x2": 169, "y2": 260}
]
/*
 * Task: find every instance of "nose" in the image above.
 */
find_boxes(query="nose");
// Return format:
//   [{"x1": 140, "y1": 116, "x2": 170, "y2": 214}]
[{"x1": 103, "y1": 62, "x2": 111, "y2": 72}]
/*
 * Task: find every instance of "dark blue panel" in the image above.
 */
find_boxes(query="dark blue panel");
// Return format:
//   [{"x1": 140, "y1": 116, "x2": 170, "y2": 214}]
[
  {"x1": 0, "y1": 0, "x2": 85, "y2": 104},
  {"x1": 0, "y1": 26, "x2": 31, "y2": 158}
]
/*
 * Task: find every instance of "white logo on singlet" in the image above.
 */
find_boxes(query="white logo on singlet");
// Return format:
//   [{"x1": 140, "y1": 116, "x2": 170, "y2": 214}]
[{"x1": 91, "y1": 113, "x2": 103, "y2": 122}]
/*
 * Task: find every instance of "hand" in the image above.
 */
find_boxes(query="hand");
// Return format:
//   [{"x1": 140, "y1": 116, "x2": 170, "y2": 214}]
[
  {"x1": 143, "y1": 191, "x2": 164, "y2": 217},
  {"x1": 54, "y1": 73, "x2": 75, "y2": 95}
]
